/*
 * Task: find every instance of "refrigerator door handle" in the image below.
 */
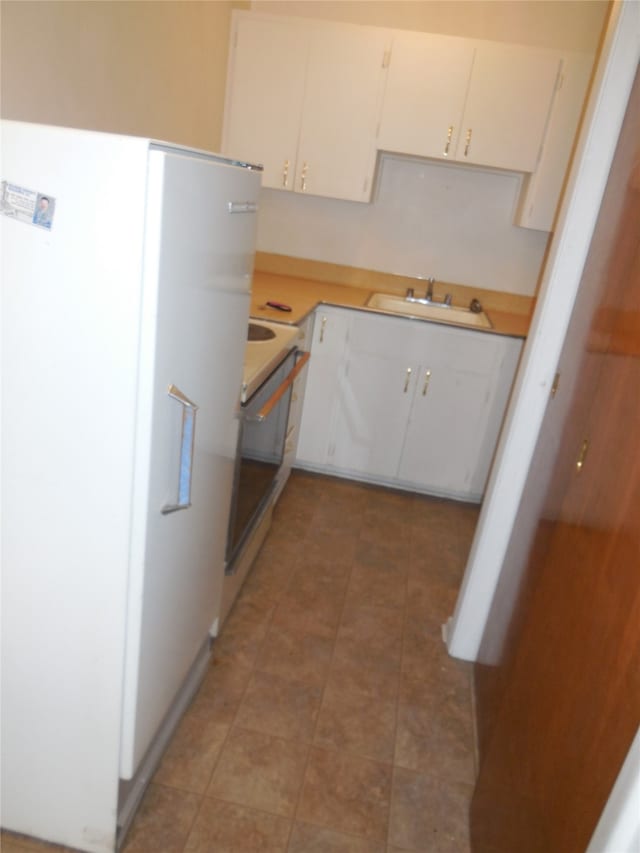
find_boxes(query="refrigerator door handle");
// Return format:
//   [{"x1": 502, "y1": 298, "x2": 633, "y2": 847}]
[{"x1": 161, "y1": 384, "x2": 198, "y2": 515}]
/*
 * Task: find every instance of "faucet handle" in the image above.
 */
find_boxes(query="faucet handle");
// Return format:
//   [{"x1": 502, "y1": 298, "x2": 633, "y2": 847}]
[{"x1": 426, "y1": 277, "x2": 435, "y2": 301}]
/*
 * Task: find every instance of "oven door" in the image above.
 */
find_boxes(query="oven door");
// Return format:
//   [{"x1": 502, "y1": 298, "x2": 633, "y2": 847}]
[{"x1": 226, "y1": 347, "x2": 298, "y2": 570}]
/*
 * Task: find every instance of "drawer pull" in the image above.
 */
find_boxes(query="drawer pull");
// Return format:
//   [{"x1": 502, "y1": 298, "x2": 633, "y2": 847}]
[
  {"x1": 319, "y1": 316, "x2": 327, "y2": 343},
  {"x1": 464, "y1": 128, "x2": 472, "y2": 157},
  {"x1": 444, "y1": 126, "x2": 453, "y2": 157},
  {"x1": 404, "y1": 367, "x2": 412, "y2": 393},
  {"x1": 422, "y1": 369, "x2": 432, "y2": 396}
]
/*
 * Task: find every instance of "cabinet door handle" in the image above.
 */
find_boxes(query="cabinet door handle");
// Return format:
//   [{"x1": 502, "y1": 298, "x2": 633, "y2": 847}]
[
  {"x1": 444, "y1": 126, "x2": 453, "y2": 157},
  {"x1": 300, "y1": 162, "x2": 308, "y2": 192},
  {"x1": 422, "y1": 369, "x2": 432, "y2": 396},
  {"x1": 575, "y1": 439, "x2": 589, "y2": 472},
  {"x1": 282, "y1": 159, "x2": 289, "y2": 188},
  {"x1": 319, "y1": 316, "x2": 327, "y2": 343},
  {"x1": 404, "y1": 367, "x2": 412, "y2": 393},
  {"x1": 464, "y1": 128, "x2": 472, "y2": 157}
]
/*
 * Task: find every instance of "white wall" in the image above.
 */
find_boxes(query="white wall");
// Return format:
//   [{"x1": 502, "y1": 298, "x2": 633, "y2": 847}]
[
  {"x1": 251, "y1": 1, "x2": 608, "y2": 295},
  {"x1": 0, "y1": 0, "x2": 248, "y2": 151},
  {"x1": 253, "y1": 1, "x2": 607, "y2": 52},
  {"x1": 258, "y1": 155, "x2": 550, "y2": 295}
]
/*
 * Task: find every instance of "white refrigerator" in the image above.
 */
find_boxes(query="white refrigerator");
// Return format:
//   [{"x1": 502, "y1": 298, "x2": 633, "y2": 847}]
[{"x1": 1, "y1": 121, "x2": 261, "y2": 851}]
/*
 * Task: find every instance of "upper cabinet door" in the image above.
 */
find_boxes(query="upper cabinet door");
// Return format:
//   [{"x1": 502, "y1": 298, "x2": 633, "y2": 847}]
[
  {"x1": 222, "y1": 15, "x2": 308, "y2": 190},
  {"x1": 296, "y1": 23, "x2": 389, "y2": 202},
  {"x1": 458, "y1": 43, "x2": 561, "y2": 173},
  {"x1": 378, "y1": 31, "x2": 475, "y2": 161}
]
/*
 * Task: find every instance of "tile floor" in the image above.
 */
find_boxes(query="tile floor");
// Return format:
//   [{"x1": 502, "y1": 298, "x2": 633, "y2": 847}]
[{"x1": 2, "y1": 471, "x2": 479, "y2": 853}]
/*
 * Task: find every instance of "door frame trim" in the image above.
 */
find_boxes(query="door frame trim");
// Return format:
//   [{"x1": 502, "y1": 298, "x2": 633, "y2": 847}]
[{"x1": 447, "y1": 0, "x2": 640, "y2": 661}]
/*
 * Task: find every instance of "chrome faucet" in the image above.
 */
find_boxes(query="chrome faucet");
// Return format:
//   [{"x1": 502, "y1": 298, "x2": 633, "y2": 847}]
[{"x1": 405, "y1": 277, "x2": 453, "y2": 308}]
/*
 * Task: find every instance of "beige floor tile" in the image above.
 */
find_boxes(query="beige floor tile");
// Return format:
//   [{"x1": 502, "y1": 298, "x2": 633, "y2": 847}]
[
  {"x1": 314, "y1": 683, "x2": 397, "y2": 763},
  {"x1": 403, "y1": 577, "x2": 459, "y2": 632},
  {"x1": 289, "y1": 554, "x2": 353, "y2": 590},
  {"x1": 388, "y1": 767, "x2": 472, "y2": 852},
  {"x1": 0, "y1": 832, "x2": 76, "y2": 852},
  {"x1": 288, "y1": 821, "x2": 386, "y2": 852},
  {"x1": 402, "y1": 617, "x2": 448, "y2": 674},
  {"x1": 302, "y1": 527, "x2": 360, "y2": 565},
  {"x1": 271, "y1": 578, "x2": 345, "y2": 639},
  {"x1": 297, "y1": 747, "x2": 392, "y2": 842},
  {"x1": 184, "y1": 799, "x2": 291, "y2": 852},
  {"x1": 121, "y1": 783, "x2": 200, "y2": 852},
  {"x1": 395, "y1": 700, "x2": 475, "y2": 784},
  {"x1": 153, "y1": 712, "x2": 229, "y2": 794},
  {"x1": 120, "y1": 471, "x2": 475, "y2": 852},
  {"x1": 234, "y1": 670, "x2": 322, "y2": 742},
  {"x1": 354, "y1": 537, "x2": 411, "y2": 572},
  {"x1": 213, "y1": 597, "x2": 275, "y2": 668},
  {"x1": 337, "y1": 602, "x2": 404, "y2": 665},
  {"x1": 239, "y1": 553, "x2": 301, "y2": 607},
  {"x1": 345, "y1": 562, "x2": 408, "y2": 610},
  {"x1": 400, "y1": 656, "x2": 472, "y2": 703},
  {"x1": 256, "y1": 624, "x2": 334, "y2": 687},
  {"x1": 327, "y1": 648, "x2": 401, "y2": 703},
  {"x1": 188, "y1": 656, "x2": 253, "y2": 724},
  {"x1": 206, "y1": 727, "x2": 309, "y2": 818}
]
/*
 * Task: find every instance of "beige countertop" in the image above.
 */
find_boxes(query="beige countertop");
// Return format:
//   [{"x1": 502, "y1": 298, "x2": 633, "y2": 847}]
[{"x1": 250, "y1": 253, "x2": 534, "y2": 339}]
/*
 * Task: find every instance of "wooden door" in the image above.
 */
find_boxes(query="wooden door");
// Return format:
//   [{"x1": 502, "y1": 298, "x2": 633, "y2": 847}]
[{"x1": 471, "y1": 68, "x2": 640, "y2": 852}]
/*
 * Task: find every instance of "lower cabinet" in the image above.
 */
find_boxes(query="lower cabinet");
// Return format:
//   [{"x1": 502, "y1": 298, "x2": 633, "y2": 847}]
[
  {"x1": 296, "y1": 306, "x2": 350, "y2": 466},
  {"x1": 295, "y1": 306, "x2": 522, "y2": 501}
]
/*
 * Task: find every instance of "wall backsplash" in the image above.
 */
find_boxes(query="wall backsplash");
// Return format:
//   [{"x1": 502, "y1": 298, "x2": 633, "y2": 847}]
[{"x1": 256, "y1": 154, "x2": 551, "y2": 296}]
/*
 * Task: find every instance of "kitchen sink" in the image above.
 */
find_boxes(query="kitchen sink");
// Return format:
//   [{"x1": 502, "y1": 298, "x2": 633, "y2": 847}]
[{"x1": 366, "y1": 292, "x2": 492, "y2": 329}]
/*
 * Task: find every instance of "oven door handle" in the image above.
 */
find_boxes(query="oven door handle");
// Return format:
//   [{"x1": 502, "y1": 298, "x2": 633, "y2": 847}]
[{"x1": 246, "y1": 351, "x2": 310, "y2": 424}]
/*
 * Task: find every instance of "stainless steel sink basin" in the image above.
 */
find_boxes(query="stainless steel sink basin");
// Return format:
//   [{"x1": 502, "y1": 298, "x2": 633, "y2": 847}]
[{"x1": 366, "y1": 292, "x2": 492, "y2": 329}]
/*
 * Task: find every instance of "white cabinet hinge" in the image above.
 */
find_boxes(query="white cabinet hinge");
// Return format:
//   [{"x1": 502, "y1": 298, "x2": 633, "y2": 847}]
[{"x1": 382, "y1": 49, "x2": 391, "y2": 69}]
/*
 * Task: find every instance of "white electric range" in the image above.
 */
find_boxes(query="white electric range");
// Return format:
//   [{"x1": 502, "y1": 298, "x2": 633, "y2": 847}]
[{"x1": 241, "y1": 318, "x2": 299, "y2": 402}]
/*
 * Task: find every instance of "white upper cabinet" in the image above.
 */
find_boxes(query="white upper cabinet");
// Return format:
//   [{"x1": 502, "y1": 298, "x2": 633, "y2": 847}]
[
  {"x1": 458, "y1": 42, "x2": 562, "y2": 173},
  {"x1": 222, "y1": 14, "x2": 307, "y2": 190},
  {"x1": 515, "y1": 52, "x2": 593, "y2": 231},
  {"x1": 222, "y1": 12, "x2": 389, "y2": 202},
  {"x1": 223, "y1": 12, "x2": 589, "y2": 218},
  {"x1": 378, "y1": 31, "x2": 475, "y2": 161},
  {"x1": 379, "y1": 31, "x2": 561, "y2": 174},
  {"x1": 296, "y1": 23, "x2": 389, "y2": 201}
]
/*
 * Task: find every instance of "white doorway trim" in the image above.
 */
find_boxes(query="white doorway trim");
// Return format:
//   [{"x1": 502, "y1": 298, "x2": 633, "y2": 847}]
[{"x1": 446, "y1": 0, "x2": 640, "y2": 663}]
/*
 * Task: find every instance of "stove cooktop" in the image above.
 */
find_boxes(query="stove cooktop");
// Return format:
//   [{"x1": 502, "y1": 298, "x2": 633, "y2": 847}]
[{"x1": 242, "y1": 319, "x2": 298, "y2": 403}]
